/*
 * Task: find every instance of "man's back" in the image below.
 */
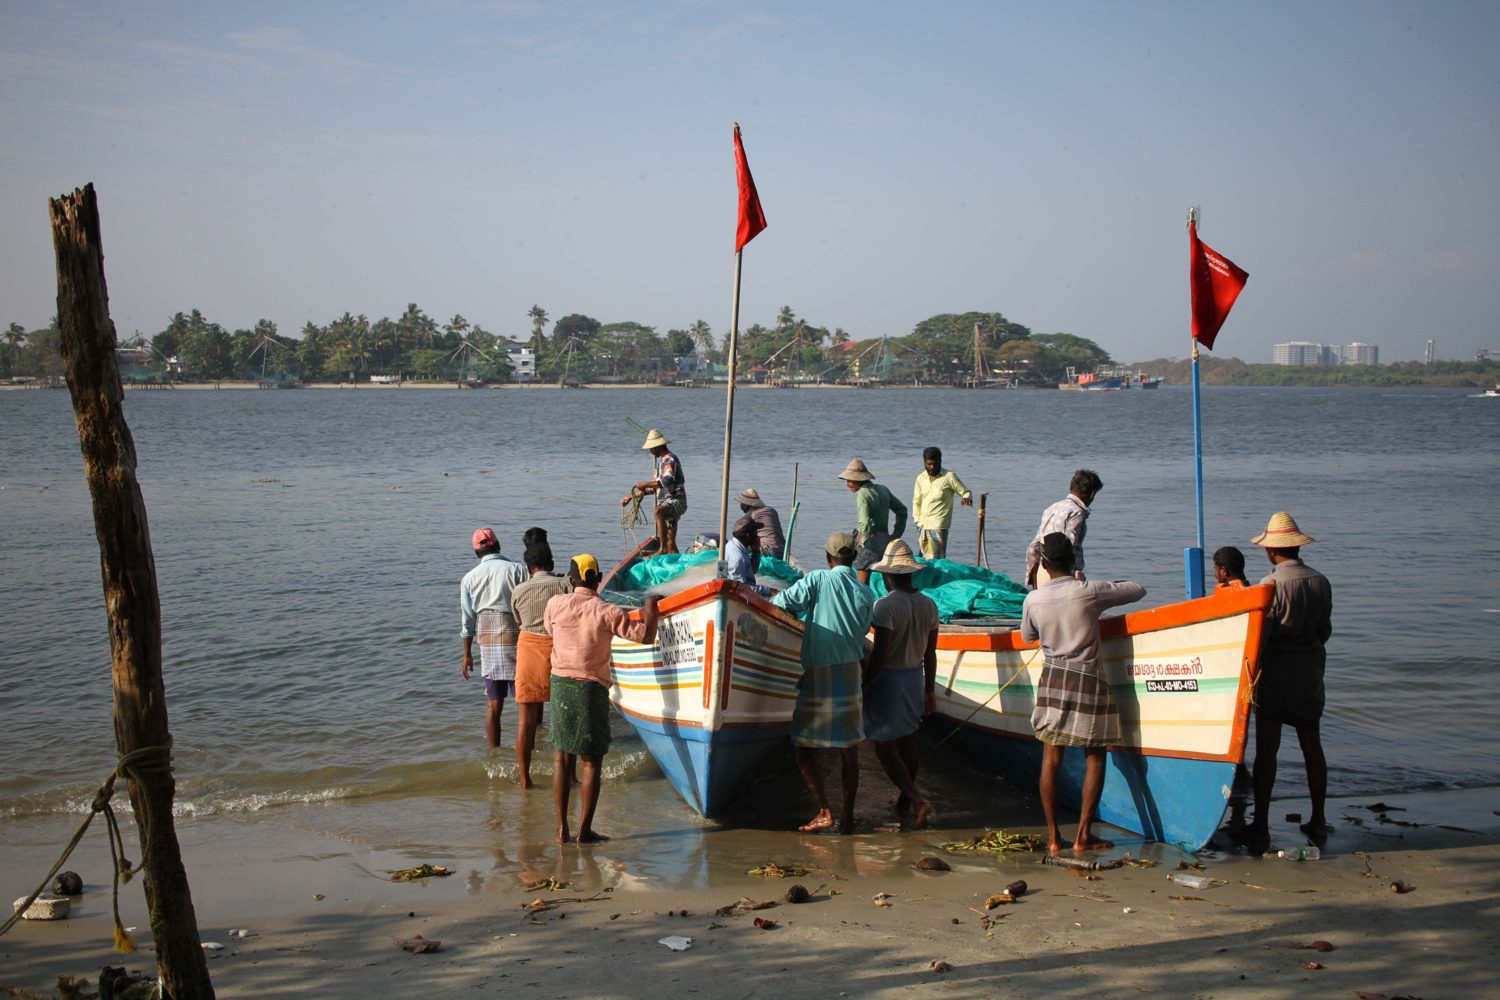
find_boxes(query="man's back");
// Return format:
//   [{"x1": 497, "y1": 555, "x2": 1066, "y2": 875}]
[
  {"x1": 1260, "y1": 559, "x2": 1332, "y2": 655},
  {"x1": 774, "y1": 566, "x2": 874, "y2": 667}
]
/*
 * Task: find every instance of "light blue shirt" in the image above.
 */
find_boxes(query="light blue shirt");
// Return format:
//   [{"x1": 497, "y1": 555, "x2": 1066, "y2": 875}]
[
  {"x1": 772, "y1": 564, "x2": 874, "y2": 668},
  {"x1": 459, "y1": 553, "x2": 529, "y2": 637},
  {"x1": 724, "y1": 538, "x2": 770, "y2": 596}
]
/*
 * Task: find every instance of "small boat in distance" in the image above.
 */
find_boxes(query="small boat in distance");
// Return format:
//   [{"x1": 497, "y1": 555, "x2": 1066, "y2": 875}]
[
  {"x1": 1483, "y1": 384, "x2": 1500, "y2": 398},
  {"x1": 1058, "y1": 365, "x2": 1164, "y2": 391}
]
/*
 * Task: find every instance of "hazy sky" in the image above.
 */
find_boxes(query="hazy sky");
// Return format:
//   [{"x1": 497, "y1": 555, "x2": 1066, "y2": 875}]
[{"x1": 3, "y1": 1, "x2": 1497, "y2": 362}]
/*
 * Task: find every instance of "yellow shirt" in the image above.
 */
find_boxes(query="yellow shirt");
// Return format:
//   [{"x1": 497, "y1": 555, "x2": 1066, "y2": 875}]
[{"x1": 912, "y1": 469, "x2": 971, "y2": 530}]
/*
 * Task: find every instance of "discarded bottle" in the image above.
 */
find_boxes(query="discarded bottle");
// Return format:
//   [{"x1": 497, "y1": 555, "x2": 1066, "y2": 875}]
[
  {"x1": 1276, "y1": 846, "x2": 1321, "y2": 861},
  {"x1": 1167, "y1": 872, "x2": 1212, "y2": 890},
  {"x1": 1000, "y1": 880, "x2": 1027, "y2": 899}
]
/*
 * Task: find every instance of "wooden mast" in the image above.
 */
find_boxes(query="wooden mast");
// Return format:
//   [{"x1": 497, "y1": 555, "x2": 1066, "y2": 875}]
[{"x1": 49, "y1": 184, "x2": 216, "y2": 999}]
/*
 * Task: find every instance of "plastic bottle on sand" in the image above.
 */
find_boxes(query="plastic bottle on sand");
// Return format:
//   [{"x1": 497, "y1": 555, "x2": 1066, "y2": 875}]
[
  {"x1": 1276, "y1": 846, "x2": 1322, "y2": 861},
  {"x1": 1167, "y1": 872, "x2": 1212, "y2": 890}
]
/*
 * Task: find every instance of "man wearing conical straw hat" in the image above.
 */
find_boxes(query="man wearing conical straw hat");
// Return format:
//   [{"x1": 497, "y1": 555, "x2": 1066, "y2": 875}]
[
  {"x1": 838, "y1": 459, "x2": 908, "y2": 586},
  {"x1": 622, "y1": 428, "x2": 687, "y2": 554},
  {"x1": 1245, "y1": 511, "x2": 1333, "y2": 851},
  {"x1": 864, "y1": 539, "x2": 940, "y2": 829}
]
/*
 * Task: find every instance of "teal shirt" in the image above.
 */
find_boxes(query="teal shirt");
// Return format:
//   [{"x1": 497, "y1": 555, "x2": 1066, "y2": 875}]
[
  {"x1": 772, "y1": 565, "x2": 875, "y2": 668},
  {"x1": 854, "y1": 482, "x2": 908, "y2": 543}
]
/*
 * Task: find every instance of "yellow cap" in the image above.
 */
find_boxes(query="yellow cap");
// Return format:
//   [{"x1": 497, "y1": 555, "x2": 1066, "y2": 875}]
[{"x1": 571, "y1": 554, "x2": 600, "y2": 577}]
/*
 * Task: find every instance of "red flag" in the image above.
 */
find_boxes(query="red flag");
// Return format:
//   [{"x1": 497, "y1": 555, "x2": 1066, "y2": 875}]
[
  {"x1": 734, "y1": 125, "x2": 767, "y2": 251},
  {"x1": 1189, "y1": 221, "x2": 1248, "y2": 350}
]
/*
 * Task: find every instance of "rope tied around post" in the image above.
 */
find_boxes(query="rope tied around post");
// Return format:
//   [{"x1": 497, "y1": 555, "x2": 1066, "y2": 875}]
[{"x1": 0, "y1": 742, "x2": 173, "y2": 950}]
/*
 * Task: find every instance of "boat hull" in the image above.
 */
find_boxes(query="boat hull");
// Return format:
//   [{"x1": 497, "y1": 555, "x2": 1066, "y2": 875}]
[
  {"x1": 932, "y1": 585, "x2": 1271, "y2": 850},
  {"x1": 609, "y1": 578, "x2": 805, "y2": 816}
]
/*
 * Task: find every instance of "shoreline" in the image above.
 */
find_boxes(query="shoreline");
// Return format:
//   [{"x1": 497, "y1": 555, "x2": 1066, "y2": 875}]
[{"x1": 4, "y1": 787, "x2": 1497, "y2": 997}]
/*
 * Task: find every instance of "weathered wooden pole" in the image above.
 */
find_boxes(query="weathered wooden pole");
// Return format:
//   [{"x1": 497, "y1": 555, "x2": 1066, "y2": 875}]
[{"x1": 49, "y1": 184, "x2": 215, "y2": 999}]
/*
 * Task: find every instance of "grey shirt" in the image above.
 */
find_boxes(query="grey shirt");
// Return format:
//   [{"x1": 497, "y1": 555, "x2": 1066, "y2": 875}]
[
  {"x1": 1024, "y1": 494, "x2": 1091, "y2": 583},
  {"x1": 732, "y1": 505, "x2": 785, "y2": 559},
  {"x1": 1259, "y1": 559, "x2": 1332, "y2": 659},
  {"x1": 1020, "y1": 577, "x2": 1146, "y2": 670}
]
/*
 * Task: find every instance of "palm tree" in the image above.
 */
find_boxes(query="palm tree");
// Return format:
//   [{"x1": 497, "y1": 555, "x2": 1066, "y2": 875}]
[
  {"x1": 528, "y1": 305, "x2": 548, "y2": 353},
  {"x1": 776, "y1": 305, "x2": 796, "y2": 331},
  {"x1": 689, "y1": 319, "x2": 714, "y2": 358}
]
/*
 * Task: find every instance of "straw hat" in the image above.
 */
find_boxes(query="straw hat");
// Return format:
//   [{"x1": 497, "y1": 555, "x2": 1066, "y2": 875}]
[
  {"x1": 737, "y1": 488, "x2": 763, "y2": 507},
  {"x1": 838, "y1": 458, "x2": 874, "y2": 482},
  {"x1": 870, "y1": 539, "x2": 922, "y2": 575},
  {"x1": 641, "y1": 428, "x2": 669, "y2": 449},
  {"x1": 1251, "y1": 511, "x2": 1315, "y2": 548}
]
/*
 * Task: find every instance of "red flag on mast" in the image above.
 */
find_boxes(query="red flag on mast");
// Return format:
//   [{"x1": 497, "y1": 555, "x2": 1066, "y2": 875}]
[
  {"x1": 734, "y1": 124, "x2": 767, "y2": 252},
  {"x1": 1189, "y1": 221, "x2": 1248, "y2": 350}
]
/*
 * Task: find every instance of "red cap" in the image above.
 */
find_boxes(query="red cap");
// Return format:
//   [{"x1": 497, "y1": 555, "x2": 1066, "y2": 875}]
[{"x1": 472, "y1": 527, "x2": 499, "y2": 550}]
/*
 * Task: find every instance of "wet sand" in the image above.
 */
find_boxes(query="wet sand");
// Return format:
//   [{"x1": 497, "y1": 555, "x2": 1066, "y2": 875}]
[{"x1": 4, "y1": 788, "x2": 1497, "y2": 998}]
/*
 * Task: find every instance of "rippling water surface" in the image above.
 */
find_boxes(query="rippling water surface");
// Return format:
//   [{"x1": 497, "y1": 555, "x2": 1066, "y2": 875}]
[{"x1": 2, "y1": 384, "x2": 1497, "y2": 828}]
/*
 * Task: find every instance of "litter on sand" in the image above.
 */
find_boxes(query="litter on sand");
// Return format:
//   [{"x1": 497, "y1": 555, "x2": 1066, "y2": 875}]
[
  {"x1": 939, "y1": 830, "x2": 1043, "y2": 855},
  {"x1": 389, "y1": 864, "x2": 452, "y2": 882},
  {"x1": 747, "y1": 863, "x2": 812, "y2": 878},
  {"x1": 396, "y1": 935, "x2": 442, "y2": 953},
  {"x1": 659, "y1": 935, "x2": 693, "y2": 951}
]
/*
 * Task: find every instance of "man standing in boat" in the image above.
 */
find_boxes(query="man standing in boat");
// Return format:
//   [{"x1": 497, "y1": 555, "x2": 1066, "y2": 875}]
[
  {"x1": 772, "y1": 532, "x2": 875, "y2": 833},
  {"x1": 1245, "y1": 512, "x2": 1333, "y2": 850},
  {"x1": 622, "y1": 428, "x2": 686, "y2": 554},
  {"x1": 460, "y1": 528, "x2": 530, "y2": 751},
  {"x1": 863, "y1": 539, "x2": 939, "y2": 829},
  {"x1": 732, "y1": 487, "x2": 785, "y2": 560},
  {"x1": 839, "y1": 459, "x2": 908, "y2": 585},
  {"x1": 1024, "y1": 469, "x2": 1102, "y2": 589},
  {"x1": 1022, "y1": 533, "x2": 1145, "y2": 855},
  {"x1": 911, "y1": 446, "x2": 972, "y2": 561},
  {"x1": 544, "y1": 554, "x2": 661, "y2": 843}
]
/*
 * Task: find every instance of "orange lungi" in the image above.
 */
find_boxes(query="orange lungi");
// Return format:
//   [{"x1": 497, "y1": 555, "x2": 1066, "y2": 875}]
[{"x1": 514, "y1": 630, "x2": 554, "y2": 704}]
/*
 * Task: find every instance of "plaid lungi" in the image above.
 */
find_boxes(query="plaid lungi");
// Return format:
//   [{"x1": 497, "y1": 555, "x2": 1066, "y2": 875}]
[
  {"x1": 1030, "y1": 656, "x2": 1121, "y2": 748},
  {"x1": 477, "y1": 608, "x2": 519, "y2": 681},
  {"x1": 917, "y1": 528, "x2": 949, "y2": 560},
  {"x1": 550, "y1": 675, "x2": 612, "y2": 757},
  {"x1": 792, "y1": 662, "x2": 864, "y2": 748}
]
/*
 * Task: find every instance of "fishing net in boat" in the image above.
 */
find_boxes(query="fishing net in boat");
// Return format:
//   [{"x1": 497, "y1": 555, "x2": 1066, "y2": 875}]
[
  {"x1": 614, "y1": 550, "x2": 802, "y2": 592},
  {"x1": 612, "y1": 549, "x2": 1024, "y2": 622},
  {"x1": 865, "y1": 557, "x2": 1028, "y2": 622}
]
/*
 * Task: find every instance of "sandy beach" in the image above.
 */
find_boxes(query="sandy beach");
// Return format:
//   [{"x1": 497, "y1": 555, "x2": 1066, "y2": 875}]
[{"x1": 5, "y1": 787, "x2": 1497, "y2": 999}]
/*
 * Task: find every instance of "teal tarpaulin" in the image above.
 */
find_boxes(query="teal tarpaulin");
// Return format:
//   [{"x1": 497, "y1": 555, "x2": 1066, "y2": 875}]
[{"x1": 616, "y1": 550, "x2": 1024, "y2": 622}]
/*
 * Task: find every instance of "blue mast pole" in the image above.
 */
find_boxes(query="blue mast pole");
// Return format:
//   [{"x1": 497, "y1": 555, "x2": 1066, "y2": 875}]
[{"x1": 1184, "y1": 207, "x2": 1207, "y2": 599}]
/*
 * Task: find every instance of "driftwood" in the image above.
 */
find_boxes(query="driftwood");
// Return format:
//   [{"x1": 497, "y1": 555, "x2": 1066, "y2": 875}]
[{"x1": 49, "y1": 184, "x2": 216, "y2": 999}]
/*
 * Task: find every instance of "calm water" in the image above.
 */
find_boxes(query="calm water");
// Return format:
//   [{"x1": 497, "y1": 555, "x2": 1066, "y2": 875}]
[{"x1": 3, "y1": 384, "x2": 1498, "y2": 840}]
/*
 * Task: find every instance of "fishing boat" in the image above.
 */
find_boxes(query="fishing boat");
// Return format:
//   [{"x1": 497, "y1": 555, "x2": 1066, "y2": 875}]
[
  {"x1": 603, "y1": 537, "x2": 806, "y2": 816},
  {"x1": 931, "y1": 583, "x2": 1272, "y2": 851}
]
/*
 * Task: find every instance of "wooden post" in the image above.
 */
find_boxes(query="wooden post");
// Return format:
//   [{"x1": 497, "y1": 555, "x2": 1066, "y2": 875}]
[
  {"x1": 49, "y1": 184, "x2": 216, "y2": 999},
  {"x1": 976, "y1": 492, "x2": 989, "y2": 569}
]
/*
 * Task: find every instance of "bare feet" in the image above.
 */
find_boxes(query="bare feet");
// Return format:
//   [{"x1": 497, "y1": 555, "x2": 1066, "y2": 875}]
[
  {"x1": 893, "y1": 794, "x2": 913, "y2": 817},
  {"x1": 1046, "y1": 839, "x2": 1065, "y2": 857},
  {"x1": 519, "y1": 776, "x2": 534, "y2": 789},
  {"x1": 1074, "y1": 836, "x2": 1114, "y2": 853},
  {"x1": 1299, "y1": 819, "x2": 1334, "y2": 838},
  {"x1": 837, "y1": 815, "x2": 856, "y2": 835},
  {"x1": 910, "y1": 801, "x2": 933, "y2": 830},
  {"x1": 577, "y1": 830, "x2": 611, "y2": 844},
  {"x1": 557, "y1": 828, "x2": 572, "y2": 844},
  {"x1": 798, "y1": 811, "x2": 835, "y2": 832}
]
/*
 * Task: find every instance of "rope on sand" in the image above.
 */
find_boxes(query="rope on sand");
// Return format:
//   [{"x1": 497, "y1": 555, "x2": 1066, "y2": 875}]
[{"x1": 0, "y1": 743, "x2": 172, "y2": 952}]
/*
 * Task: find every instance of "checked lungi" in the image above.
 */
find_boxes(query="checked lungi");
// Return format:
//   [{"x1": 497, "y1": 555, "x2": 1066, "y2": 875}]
[
  {"x1": 1030, "y1": 656, "x2": 1121, "y2": 748},
  {"x1": 477, "y1": 608, "x2": 520, "y2": 681},
  {"x1": 791, "y1": 661, "x2": 864, "y2": 748}
]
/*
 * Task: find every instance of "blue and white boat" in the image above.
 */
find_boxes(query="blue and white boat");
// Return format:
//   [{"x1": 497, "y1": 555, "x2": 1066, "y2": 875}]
[
  {"x1": 932, "y1": 584, "x2": 1273, "y2": 850},
  {"x1": 603, "y1": 539, "x2": 805, "y2": 817}
]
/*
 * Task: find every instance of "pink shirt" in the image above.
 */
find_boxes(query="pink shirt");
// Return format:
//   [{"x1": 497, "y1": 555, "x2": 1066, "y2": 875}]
[{"x1": 543, "y1": 587, "x2": 650, "y2": 687}]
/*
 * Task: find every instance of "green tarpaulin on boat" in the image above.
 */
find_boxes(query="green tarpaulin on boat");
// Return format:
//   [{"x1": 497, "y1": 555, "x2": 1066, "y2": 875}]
[
  {"x1": 617, "y1": 550, "x2": 1025, "y2": 622},
  {"x1": 616, "y1": 550, "x2": 802, "y2": 591}
]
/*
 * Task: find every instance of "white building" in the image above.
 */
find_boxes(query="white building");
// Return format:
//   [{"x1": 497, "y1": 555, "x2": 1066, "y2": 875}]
[
  {"x1": 1343, "y1": 342, "x2": 1379, "y2": 366},
  {"x1": 1272, "y1": 341, "x2": 1331, "y2": 366},
  {"x1": 501, "y1": 340, "x2": 536, "y2": 382}
]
